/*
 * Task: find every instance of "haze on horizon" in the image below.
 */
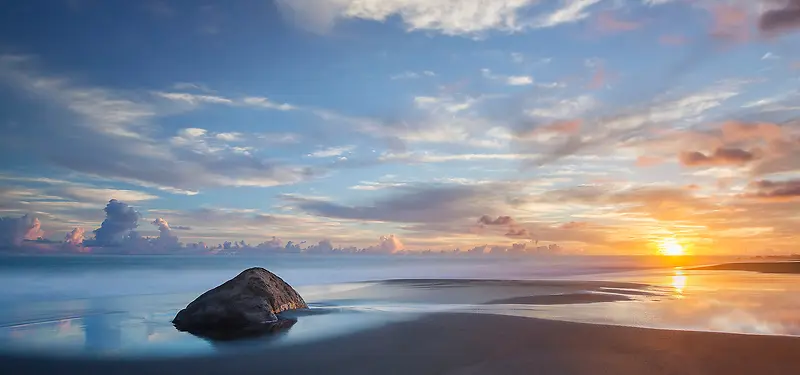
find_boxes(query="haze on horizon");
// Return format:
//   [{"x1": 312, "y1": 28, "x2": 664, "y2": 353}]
[{"x1": 0, "y1": 0, "x2": 799, "y2": 256}]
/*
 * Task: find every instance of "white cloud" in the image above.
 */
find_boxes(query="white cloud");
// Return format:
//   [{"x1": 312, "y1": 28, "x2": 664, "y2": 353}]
[
  {"x1": 391, "y1": 70, "x2": 435, "y2": 80},
  {"x1": 761, "y1": 52, "x2": 780, "y2": 60},
  {"x1": 154, "y1": 91, "x2": 233, "y2": 105},
  {"x1": 154, "y1": 91, "x2": 296, "y2": 111},
  {"x1": 0, "y1": 56, "x2": 156, "y2": 139},
  {"x1": 414, "y1": 95, "x2": 477, "y2": 113},
  {"x1": 482, "y1": 68, "x2": 557, "y2": 88},
  {"x1": 507, "y1": 75, "x2": 534, "y2": 86},
  {"x1": 241, "y1": 96, "x2": 296, "y2": 111},
  {"x1": 60, "y1": 187, "x2": 159, "y2": 203},
  {"x1": 308, "y1": 146, "x2": 355, "y2": 158},
  {"x1": 529, "y1": 0, "x2": 602, "y2": 28},
  {"x1": 526, "y1": 95, "x2": 597, "y2": 119},
  {"x1": 276, "y1": 0, "x2": 601, "y2": 36}
]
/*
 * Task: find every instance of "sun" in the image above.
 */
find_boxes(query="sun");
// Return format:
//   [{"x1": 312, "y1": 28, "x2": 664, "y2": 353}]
[{"x1": 658, "y1": 238, "x2": 685, "y2": 256}]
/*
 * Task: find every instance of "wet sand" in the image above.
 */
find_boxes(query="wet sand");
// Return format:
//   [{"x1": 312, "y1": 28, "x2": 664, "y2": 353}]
[
  {"x1": 485, "y1": 292, "x2": 632, "y2": 305},
  {"x1": 693, "y1": 261, "x2": 800, "y2": 274},
  {"x1": 3, "y1": 312, "x2": 800, "y2": 375}
]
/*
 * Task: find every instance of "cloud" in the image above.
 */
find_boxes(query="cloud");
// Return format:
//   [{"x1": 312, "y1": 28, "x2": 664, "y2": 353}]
[
  {"x1": 287, "y1": 183, "x2": 517, "y2": 224},
  {"x1": 91, "y1": 199, "x2": 141, "y2": 246},
  {"x1": 59, "y1": 187, "x2": 159, "y2": 203},
  {"x1": 635, "y1": 155, "x2": 664, "y2": 167},
  {"x1": 659, "y1": 34, "x2": 688, "y2": 46},
  {"x1": 364, "y1": 234, "x2": 404, "y2": 254},
  {"x1": 0, "y1": 214, "x2": 44, "y2": 246},
  {"x1": 308, "y1": 145, "x2": 355, "y2": 158},
  {"x1": 391, "y1": 71, "x2": 435, "y2": 80},
  {"x1": 709, "y1": 4, "x2": 751, "y2": 41},
  {"x1": 594, "y1": 11, "x2": 643, "y2": 33},
  {"x1": 477, "y1": 215, "x2": 515, "y2": 226},
  {"x1": 744, "y1": 179, "x2": 800, "y2": 201},
  {"x1": 530, "y1": 0, "x2": 602, "y2": 28},
  {"x1": 0, "y1": 56, "x2": 316, "y2": 193},
  {"x1": 151, "y1": 217, "x2": 179, "y2": 247},
  {"x1": 759, "y1": 0, "x2": 800, "y2": 34},
  {"x1": 679, "y1": 147, "x2": 759, "y2": 167},
  {"x1": 505, "y1": 228, "x2": 530, "y2": 238},
  {"x1": 506, "y1": 75, "x2": 534, "y2": 86},
  {"x1": 153, "y1": 91, "x2": 232, "y2": 105},
  {"x1": 63, "y1": 227, "x2": 85, "y2": 249},
  {"x1": 525, "y1": 95, "x2": 596, "y2": 119},
  {"x1": 276, "y1": 0, "x2": 601, "y2": 36}
]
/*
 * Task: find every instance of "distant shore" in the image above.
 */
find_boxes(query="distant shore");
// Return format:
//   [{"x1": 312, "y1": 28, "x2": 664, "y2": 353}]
[
  {"x1": 693, "y1": 261, "x2": 800, "y2": 274},
  {"x1": 3, "y1": 312, "x2": 800, "y2": 375}
]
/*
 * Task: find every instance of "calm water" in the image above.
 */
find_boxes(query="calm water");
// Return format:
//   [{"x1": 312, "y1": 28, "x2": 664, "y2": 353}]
[{"x1": 1, "y1": 254, "x2": 798, "y2": 357}]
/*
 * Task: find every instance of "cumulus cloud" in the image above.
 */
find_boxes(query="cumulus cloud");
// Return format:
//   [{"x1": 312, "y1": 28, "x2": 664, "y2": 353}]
[
  {"x1": 305, "y1": 239, "x2": 335, "y2": 254},
  {"x1": 64, "y1": 227, "x2": 85, "y2": 246},
  {"x1": 92, "y1": 199, "x2": 140, "y2": 246},
  {"x1": 151, "y1": 217, "x2": 179, "y2": 247},
  {"x1": 679, "y1": 147, "x2": 759, "y2": 167},
  {"x1": 364, "y1": 235, "x2": 404, "y2": 254},
  {"x1": 0, "y1": 214, "x2": 44, "y2": 246}
]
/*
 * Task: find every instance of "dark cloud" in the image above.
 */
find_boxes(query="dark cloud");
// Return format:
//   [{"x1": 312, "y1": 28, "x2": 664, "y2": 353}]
[
  {"x1": 759, "y1": 0, "x2": 800, "y2": 34},
  {"x1": 679, "y1": 147, "x2": 758, "y2": 167},
  {"x1": 745, "y1": 179, "x2": 800, "y2": 201},
  {"x1": 91, "y1": 199, "x2": 140, "y2": 246},
  {"x1": 505, "y1": 228, "x2": 530, "y2": 238},
  {"x1": 0, "y1": 214, "x2": 44, "y2": 246},
  {"x1": 288, "y1": 184, "x2": 511, "y2": 224},
  {"x1": 477, "y1": 215, "x2": 515, "y2": 226}
]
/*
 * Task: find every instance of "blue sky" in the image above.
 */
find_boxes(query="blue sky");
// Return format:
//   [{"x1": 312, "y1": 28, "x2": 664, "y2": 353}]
[{"x1": 0, "y1": 0, "x2": 799, "y2": 254}]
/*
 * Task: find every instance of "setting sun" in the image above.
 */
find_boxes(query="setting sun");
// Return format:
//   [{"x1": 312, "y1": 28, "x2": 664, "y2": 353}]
[{"x1": 658, "y1": 238, "x2": 685, "y2": 256}]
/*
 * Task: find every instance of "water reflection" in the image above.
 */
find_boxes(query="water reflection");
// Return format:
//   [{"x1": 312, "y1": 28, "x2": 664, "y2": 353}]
[{"x1": 671, "y1": 269, "x2": 687, "y2": 297}]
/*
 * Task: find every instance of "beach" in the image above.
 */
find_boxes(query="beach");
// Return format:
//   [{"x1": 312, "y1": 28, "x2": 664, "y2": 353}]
[
  {"x1": 2, "y1": 255, "x2": 800, "y2": 374},
  {"x1": 4, "y1": 312, "x2": 800, "y2": 375}
]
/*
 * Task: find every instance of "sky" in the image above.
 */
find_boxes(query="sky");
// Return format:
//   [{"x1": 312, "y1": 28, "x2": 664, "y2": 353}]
[{"x1": 0, "y1": 0, "x2": 798, "y2": 255}]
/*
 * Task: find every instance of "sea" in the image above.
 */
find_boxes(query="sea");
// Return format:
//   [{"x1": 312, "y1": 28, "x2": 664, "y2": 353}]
[{"x1": 1, "y1": 254, "x2": 798, "y2": 358}]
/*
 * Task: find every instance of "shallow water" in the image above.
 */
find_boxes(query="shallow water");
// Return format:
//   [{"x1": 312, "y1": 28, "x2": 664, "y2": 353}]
[{"x1": 1, "y1": 254, "x2": 798, "y2": 357}]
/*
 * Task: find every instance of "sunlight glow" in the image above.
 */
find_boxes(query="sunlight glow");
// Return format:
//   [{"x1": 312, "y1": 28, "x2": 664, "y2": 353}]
[
  {"x1": 671, "y1": 269, "x2": 687, "y2": 298},
  {"x1": 658, "y1": 238, "x2": 685, "y2": 256}
]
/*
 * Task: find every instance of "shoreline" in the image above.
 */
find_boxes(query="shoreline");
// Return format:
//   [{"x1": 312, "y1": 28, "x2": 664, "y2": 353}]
[
  {"x1": 3, "y1": 312, "x2": 800, "y2": 375},
  {"x1": 692, "y1": 261, "x2": 800, "y2": 274}
]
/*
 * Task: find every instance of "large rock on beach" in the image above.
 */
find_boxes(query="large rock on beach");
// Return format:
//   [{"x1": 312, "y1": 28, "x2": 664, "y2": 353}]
[{"x1": 172, "y1": 267, "x2": 307, "y2": 339}]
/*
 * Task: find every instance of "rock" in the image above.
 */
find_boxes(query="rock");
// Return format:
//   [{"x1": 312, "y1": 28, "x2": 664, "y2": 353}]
[{"x1": 172, "y1": 267, "x2": 308, "y2": 339}]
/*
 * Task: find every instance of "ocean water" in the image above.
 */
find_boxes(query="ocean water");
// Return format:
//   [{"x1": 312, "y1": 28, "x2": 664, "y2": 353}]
[{"x1": 1, "y1": 254, "x2": 798, "y2": 358}]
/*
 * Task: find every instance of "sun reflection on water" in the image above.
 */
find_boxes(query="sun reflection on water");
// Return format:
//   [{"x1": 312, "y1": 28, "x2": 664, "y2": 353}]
[{"x1": 671, "y1": 269, "x2": 687, "y2": 298}]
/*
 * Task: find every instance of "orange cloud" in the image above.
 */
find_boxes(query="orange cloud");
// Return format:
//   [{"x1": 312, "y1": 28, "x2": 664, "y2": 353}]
[
  {"x1": 542, "y1": 119, "x2": 582, "y2": 134},
  {"x1": 588, "y1": 64, "x2": 605, "y2": 89},
  {"x1": 659, "y1": 34, "x2": 688, "y2": 46},
  {"x1": 679, "y1": 147, "x2": 760, "y2": 167},
  {"x1": 636, "y1": 155, "x2": 664, "y2": 167},
  {"x1": 709, "y1": 4, "x2": 752, "y2": 42},
  {"x1": 721, "y1": 121, "x2": 783, "y2": 143},
  {"x1": 595, "y1": 11, "x2": 643, "y2": 33}
]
